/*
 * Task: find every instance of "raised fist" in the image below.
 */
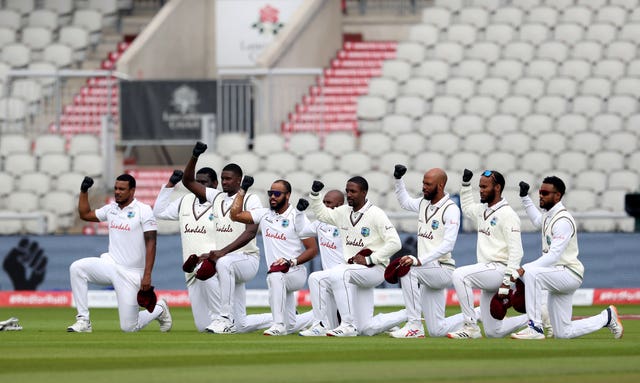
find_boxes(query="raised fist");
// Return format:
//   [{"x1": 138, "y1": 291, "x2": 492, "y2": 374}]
[
  {"x1": 169, "y1": 170, "x2": 183, "y2": 185},
  {"x1": 192, "y1": 141, "x2": 207, "y2": 158},
  {"x1": 519, "y1": 181, "x2": 530, "y2": 197},
  {"x1": 241, "y1": 176, "x2": 254, "y2": 191},
  {"x1": 2, "y1": 238, "x2": 48, "y2": 290},
  {"x1": 296, "y1": 198, "x2": 309, "y2": 211},
  {"x1": 394, "y1": 164, "x2": 407, "y2": 179},
  {"x1": 312, "y1": 180, "x2": 324, "y2": 193},
  {"x1": 80, "y1": 176, "x2": 94, "y2": 192},
  {"x1": 462, "y1": 169, "x2": 473, "y2": 183}
]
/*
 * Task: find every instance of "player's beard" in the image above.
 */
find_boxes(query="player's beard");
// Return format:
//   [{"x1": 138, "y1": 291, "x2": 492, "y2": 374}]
[
  {"x1": 270, "y1": 198, "x2": 287, "y2": 212},
  {"x1": 480, "y1": 189, "x2": 495, "y2": 204}
]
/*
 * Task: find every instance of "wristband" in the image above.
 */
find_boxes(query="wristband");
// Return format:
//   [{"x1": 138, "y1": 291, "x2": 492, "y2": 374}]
[
  {"x1": 502, "y1": 275, "x2": 512, "y2": 286},
  {"x1": 498, "y1": 287, "x2": 510, "y2": 296},
  {"x1": 462, "y1": 181, "x2": 471, "y2": 187},
  {"x1": 310, "y1": 191, "x2": 319, "y2": 197},
  {"x1": 365, "y1": 256, "x2": 373, "y2": 266},
  {"x1": 408, "y1": 256, "x2": 418, "y2": 266},
  {"x1": 289, "y1": 258, "x2": 298, "y2": 267}
]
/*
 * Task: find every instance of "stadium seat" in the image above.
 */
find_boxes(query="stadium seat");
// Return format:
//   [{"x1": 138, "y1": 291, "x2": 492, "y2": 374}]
[
  {"x1": 490, "y1": 60, "x2": 524, "y2": 82},
  {"x1": 466, "y1": 42, "x2": 501, "y2": 64},
  {"x1": 21, "y1": 27, "x2": 53, "y2": 61},
  {"x1": 591, "y1": 113, "x2": 623, "y2": 136},
  {"x1": 337, "y1": 152, "x2": 372, "y2": 174},
  {"x1": 4, "y1": 153, "x2": 36, "y2": 176},
  {"x1": 571, "y1": 41, "x2": 603, "y2": 64},
  {"x1": 577, "y1": 0, "x2": 607, "y2": 10},
  {"x1": 71, "y1": 153, "x2": 102, "y2": 178},
  {"x1": 526, "y1": 7, "x2": 558, "y2": 27},
  {"x1": 429, "y1": 133, "x2": 460, "y2": 155},
  {"x1": 628, "y1": 60, "x2": 640, "y2": 76},
  {"x1": 520, "y1": 151, "x2": 553, "y2": 174},
  {"x1": 534, "y1": 96, "x2": 568, "y2": 118},
  {"x1": 197, "y1": 152, "x2": 225, "y2": 171},
  {"x1": 7, "y1": 191, "x2": 39, "y2": 213},
  {"x1": 601, "y1": 189, "x2": 627, "y2": 213},
  {"x1": 378, "y1": 152, "x2": 410, "y2": 174},
  {"x1": 546, "y1": 76, "x2": 578, "y2": 99},
  {"x1": 521, "y1": 114, "x2": 553, "y2": 135},
  {"x1": 513, "y1": 77, "x2": 545, "y2": 99},
  {"x1": 569, "y1": 132, "x2": 602, "y2": 155},
  {"x1": 360, "y1": 132, "x2": 392, "y2": 158},
  {"x1": 606, "y1": 95, "x2": 637, "y2": 118},
  {"x1": 252, "y1": 133, "x2": 284, "y2": 157},
  {"x1": 463, "y1": 132, "x2": 495, "y2": 156},
  {"x1": 563, "y1": 189, "x2": 597, "y2": 212},
  {"x1": 368, "y1": 77, "x2": 398, "y2": 101},
  {"x1": 0, "y1": 9, "x2": 21, "y2": 30},
  {"x1": 592, "y1": 151, "x2": 625, "y2": 173},
  {"x1": 512, "y1": 0, "x2": 539, "y2": 11},
  {"x1": 362, "y1": 170, "x2": 390, "y2": 193},
  {"x1": 38, "y1": 153, "x2": 71, "y2": 177},
  {"x1": 5, "y1": 0, "x2": 35, "y2": 19},
  {"x1": 417, "y1": 114, "x2": 449, "y2": 136},
  {"x1": 287, "y1": 170, "x2": 315, "y2": 191},
  {"x1": 614, "y1": 77, "x2": 640, "y2": 98},
  {"x1": 486, "y1": 114, "x2": 518, "y2": 136},
  {"x1": 357, "y1": 95, "x2": 387, "y2": 123},
  {"x1": 605, "y1": 41, "x2": 637, "y2": 63},
  {"x1": 0, "y1": 171, "x2": 14, "y2": 198},
  {"x1": 59, "y1": 26, "x2": 91, "y2": 64},
  {"x1": 33, "y1": 134, "x2": 66, "y2": 157},
  {"x1": 553, "y1": 23, "x2": 584, "y2": 46},
  {"x1": 395, "y1": 42, "x2": 426, "y2": 65},
  {"x1": 455, "y1": 60, "x2": 488, "y2": 82},
  {"x1": 72, "y1": 9, "x2": 103, "y2": 45},
  {"x1": 416, "y1": 60, "x2": 449, "y2": 83},
  {"x1": 503, "y1": 41, "x2": 535, "y2": 63},
  {"x1": 42, "y1": 0, "x2": 74, "y2": 24},
  {"x1": 227, "y1": 152, "x2": 261, "y2": 175},
  {"x1": 323, "y1": 132, "x2": 356, "y2": 156},
  {"x1": 504, "y1": 170, "x2": 537, "y2": 190},
  {"x1": 559, "y1": 59, "x2": 591, "y2": 82},
  {"x1": 464, "y1": 96, "x2": 497, "y2": 119},
  {"x1": 401, "y1": 77, "x2": 435, "y2": 99},
  {"x1": 382, "y1": 60, "x2": 412, "y2": 83},
  {"x1": 556, "y1": 151, "x2": 589, "y2": 174},
  {"x1": 0, "y1": 96, "x2": 27, "y2": 131},
  {"x1": 595, "y1": 6, "x2": 627, "y2": 28},
  {"x1": 394, "y1": 95, "x2": 426, "y2": 120},
  {"x1": 0, "y1": 210, "x2": 24, "y2": 235},
  {"x1": 605, "y1": 132, "x2": 638, "y2": 155},
  {"x1": 251, "y1": 170, "x2": 281, "y2": 193},
  {"x1": 43, "y1": 43, "x2": 73, "y2": 68},
  {"x1": 445, "y1": 77, "x2": 476, "y2": 100},
  {"x1": 392, "y1": 132, "x2": 425, "y2": 156},
  {"x1": 1, "y1": 43, "x2": 30, "y2": 68},
  {"x1": 631, "y1": 8, "x2": 640, "y2": 22},
  {"x1": 448, "y1": 152, "x2": 481, "y2": 172},
  {"x1": 264, "y1": 152, "x2": 297, "y2": 174},
  {"x1": 54, "y1": 172, "x2": 85, "y2": 195},
  {"x1": 408, "y1": 24, "x2": 439, "y2": 47},
  {"x1": 87, "y1": 0, "x2": 119, "y2": 27},
  {"x1": 536, "y1": 40, "x2": 569, "y2": 63},
  {"x1": 433, "y1": 42, "x2": 464, "y2": 64},
  {"x1": 608, "y1": 170, "x2": 639, "y2": 191},
  {"x1": 581, "y1": 77, "x2": 612, "y2": 99},
  {"x1": 518, "y1": 23, "x2": 550, "y2": 46},
  {"x1": 11, "y1": 79, "x2": 43, "y2": 115},
  {"x1": 572, "y1": 96, "x2": 603, "y2": 118},
  {"x1": 499, "y1": 96, "x2": 532, "y2": 118},
  {"x1": 534, "y1": 132, "x2": 566, "y2": 155},
  {"x1": 0, "y1": 27, "x2": 16, "y2": 48},
  {"x1": 561, "y1": 6, "x2": 593, "y2": 28},
  {"x1": 593, "y1": 59, "x2": 626, "y2": 81},
  {"x1": 298, "y1": 151, "x2": 335, "y2": 175},
  {"x1": 287, "y1": 133, "x2": 320, "y2": 157},
  {"x1": 525, "y1": 59, "x2": 558, "y2": 81},
  {"x1": 484, "y1": 152, "x2": 517, "y2": 173},
  {"x1": 41, "y1": 190, "x2": 77, "y2": 230},
  {"x1": 215, "y1": 133, "x2": 248, "y2": 158},
  {"x1": 458, "y1": 7, "x2": 490, "y2": 29},
  {"x1": 381, "y1": 114, "x2": 413, "y2": 134},
  {"x1": 422, "y1": 7, "x2": 451, "y2": 30},
  {"x1": 412, "y1": 152, "x2": 446, "y2": 170},
  {"x1": 451, "y1": 114, "x2": 484, "y2": 136},
  {"x1": 585, "y1": 23, "x2": 617, "y2": 45},
  {"x1": 431, "y1": 96, "x2": 463, "y2": 118},
  {"x1": 27, "y1": 9, "x2": 58, "y2": 31},
  {"x1": 619, "y1": 23, "x2": 640, "y2": 43},
  {"x1": 574, "y1": 170, "x2": 607, "y2": 192},
  {"x1": 477, "y1": 77, "x2": 510, "y2": 100},
  {"x1": 500, "y1": 132, "x2": 531, "y2": 154},
  {"x1": 18, "y1": 172, "x2": 51, "y2": 196},
  {"x1": 544, "y1": 0, "x2": 573, "y2": 11},
  {"x1": 484, "y1": 24, "x2": 516, "y2": 46},
  {"x1": 446, "y1": 24, "x2": 477, "y2": 47},
  {"x1": 492, "y1": 7, "x2": 524, "y2": 27},
  {"x1": 0, "y1": 133, "x2": 30, "y2": 159},
  {"x1": 556, "y1": 114, "x2": 588, "y2": 136}
]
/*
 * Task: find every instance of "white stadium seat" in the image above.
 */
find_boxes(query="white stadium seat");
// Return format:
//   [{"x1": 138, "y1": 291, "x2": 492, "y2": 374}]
[
  {"x1": 605, "y1": 41, "x2": 637, "y2": 63},
  {"x1": 446, "y1": 24, "x2": 477, "y2": 47},
  {"x1": 581, "y1": 77, "x2": 612, "y2": 99},
  {"x1": 392, "y1": 132, "x2": 425, "y2": 156},
  {"x1": 431, "y1": 96, "x2": 463, "y2": 118},
  {"x1": 429, "y1": 133, "x2": 459, "y2": 155},
  {"x1": 560, "y1": 6, "x2": 593, "y2": 28},
  {"x1": 401, "y1": 78, "x2": 435, "y2": 100},
  {"x1": 593, "y1": 59, "x2": 626, "y2": 81},
  {"x1": 500, "y1": 132, "x2": 531, "y2": 154},
  {"x1": 606, "y1": 95, "x2": 637, "y2": 118},
  {"x1": 287, "y1": 133, "x2": 320, "y2": 157},
  {"x1": 569, "y1": 132, "x2": 602, "y2": 155},
  {"x1": 484, "y1": 24, "x2": 516, "y2": 46},
  {"x1": 368, "y1": 77, "x2": 399, "y2": 101},
  {"x1": 518, "y1": 23, "x2": 549, "y2": 46},
  {"x1": 359, "y1": 132, "x2": 392, "y2": 158},
  {"x1": 571, "y1": 41, "x2": 602, "y2": 64},
  {"x1": 464, "y1": 96, "x2": 497, "y2": 119},
  {"x1": 394, "y1": 96, "x2": 426, "y2": 120},
  {"x1": 614, "y1": 77, "x2": 640, "y2": 98},
  {"x1": 416, "y1": 60, "x2": 449, "y2": 83},
  {"x1": 38, "y1": 153, "x2": 71, "y2": 177},
  {"x1": 455, "y1": 60, "x2": 488, "y2": 82},
  {"x1": 18, "y1": 172, "x2": 51, "y2": 196},
  {"x1": 503, "y1": 41, "x2": 535, "y2": 63},
  {"x1": 433, "y1": 42, "x2": 464, "y2": 64},
  {"x1": 553, "y1": 23, "x2": 584, "y2": 46},
  {"x1": 486, "y1": 114, "x2": 518, "y2": 136},
  {"x1": 608, "y1": 170, "x2": 639, "y2": 191},
  {"x1": 534, "y1": 132, "x2": 566, "y2": 155},
  {"x1": 252, "y1": 133, "x2": 285, "y2": 157},
  {"x1": 422, "y1": 7, "x2": 451, "y2": 30},
  {"x1": 408, "y1": 24, "x2": 439, "y2": 47},
  {"x1": 382, "y1": 114, "x2": 414, "y2": 134},
  {"x1": 418, "y1": 115, "x2": 449, "y2": 136},
  {"x1": 395, "y1": 42, "x2": 426, "y2": 65},
  {"x1": 562, "y1": 189, "x2": 596, "y2": 212},
  {"x1": 71, "y1": 153, "x2": 103, "y2": 179},
  {"x1": 521, "y1": 114, "x2": 553, "y2": 136},
  {"x1": 338, "y1": 152, "x2": 371, "y2": 174},
  {"x1": 605, "y1": 132, "x2": 638, "y2": 155},
  {"x1": 519, "y1": 151, "x2": 553, "y2": 173},
  {"x1": 585, "y1": 23, "x2": 617, "y2": 45},
  {"x1": 298, "y1": 151, "x2": 335, "y2": 176},
  {"x1": 448, "y1": 152, "x2": 481, "y2": 172},
  {"x1": 619, "y1": 23, "x2": 640, "y2": 43},
  {"x1": 556, "y1": 151, "x2": 589, "y2": 174},
  {"x1": 490, "y1": 60, "x2": 524, "y2": 82},
  {"x1": 323, "y1": 132, "x2": 356, "y2": 156},
  {"x1": 466, "y1": 42, "x2": 501, "y2": 64},
  {"x1": 556, "y1": 114, "x2": 588, "y2": 136},
  {"x1": 377, "y1": 152, "x2": 410, "y2": 174},
  {"x1": 591, "y1": 114, "x2": 623, "y2": 136},
  {"x1": 574, "y1": 170, "x2": 607, "y2": 192},
  {"x1": 512, "y1": 0, "x2": 539, "y2": 12},
  {"x1": 534, "y1": 96, "x2": 568, "y2": 118},
  {"x1": 492, "y1": 7, "x2": 524, "y2": 27},
  {"x1": 462, "y1": 133, "x2": 495, "y2": 156},
  {"x1": 357, "y1": 95, "x2": 387, "y2": 122},
  {"x1": 499, "y1": 96, "x2": 532, "y2": 118},
  {"x1": 484, "y1": 152, "x2": 517, "y2": 173},
  {"x1": 477, "y1": 78, "x2": 510, "y2": 100},
  {"x1": 559, "y1": 59, "x2": 591, "y2": 82},
  {"x1": 7, "y1": 191, "x2": 39, "y2": 213},
  {"x1": 525, "y1": 59, "x2": 557, "y2": 81},
  {"x1": 55, "y1": 172, "x2": 85, "y2": 195},
  {"x1": 592, "y1": 151, "x2": 625, "y2": 173},
  {"x1": 458, "y1": 7, "x2": 490, "y2": 29},
  {"x1": 264, "y1": 152, "x2": 297, "y2": 174},
  {"x1": 546, "y1": 77, "x2": 578, "y2": 99},
  {"x1": 412, "y1": 152, "x2": 446, "y2": 170},
  {"x1": 4, "y1": 153, "x2": 36, "y2": 176},
  {"x1": 526, "y1": 7, "x2": 558, "y2": 28},
  {"x1": 41, "y1": 191, "x2": 75, "y2": 230},
  {"x1": 572, "y1": 96, "x2": 603, "y2": 118},
  {"x1": 451, "y1": 114, "x2": 484, "y2": 136},
  {"x1": 513, "y1": 77, "x2": 545, "y2": 99},
  {"x1": 595, "y1": 6, "x2": 627, "y2": 28},
  {"x1": 382, "y1": 60, "x2": 412, "y2": 83},
  {"x1": 227, "y1": 152, "x2": 261, "y2": 175}
]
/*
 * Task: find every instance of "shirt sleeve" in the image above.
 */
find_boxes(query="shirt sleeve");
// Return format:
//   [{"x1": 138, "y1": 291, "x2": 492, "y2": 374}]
[
  {"x1": 152, "y1": 186, "x2": 181, "y2": 220},
  {"x1": 294, "y1": 210, "x2": 312, "y2": 239},
  {"x1": 460, "y1": 185, "x2": 481, "y2": 225},
  {"x1": 298, "y1": 219, "x2": 320, "y2": 238},
  {"x1": 205, "y1": 187, "x2": 221, "y2": 203},
  {"x1": 502, "y1": 211, "x2": 524, "y2": 277},
  {"x1": 370, "y1": 209, "x2": 402, "y2": 264},
  {"x1": 521, "y1": 195, "x2": 543, "y2": 229},
  {"x1": 249, "y1": 208, "x2": 267, "y2": 224},
  {"x1": 418, "y1": 203, "x2": 461, "y2": 265},
  {"x1": 310, "y1": 192, "x2": 340, "y2": 227},
  {"x1": 394, "y1": 179, "x2": 421, "y2": 213},
  {"x1": 140, "y1": 204, "x2": 158, "y2": 232},
  {"x1": 94, "y1": 204, "x2": 110, "y2": 222},
  {"x1": 525, "y1": 217, "x2": 574, "y2": 268},
  {"x1": 244, "y1": 193, "x2": 263, "y2": 210}
]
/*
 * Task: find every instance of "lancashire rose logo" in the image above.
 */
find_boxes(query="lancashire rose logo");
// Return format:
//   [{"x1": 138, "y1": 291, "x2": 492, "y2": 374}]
[{"x1": 252, "y1": 5, "x2": 284, "y2": 35}]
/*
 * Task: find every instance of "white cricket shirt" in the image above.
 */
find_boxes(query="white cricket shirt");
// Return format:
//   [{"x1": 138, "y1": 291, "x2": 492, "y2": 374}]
[
  {"x1": 210, "y1": 191, "x2": 261, "y2": 257},
  {"x1": 250, "y1": 205, "x2": 311, "y2": 266},
  {"x1": 299, "y1": 220, "x2": 344, "y2": 270}
]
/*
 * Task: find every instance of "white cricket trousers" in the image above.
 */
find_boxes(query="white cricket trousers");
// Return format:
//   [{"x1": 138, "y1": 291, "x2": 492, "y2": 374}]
[
  {"x1": 266, "y1": 265, "x2": 313, "y2": 333},
  {"x1": 69, "y1": 253, "x2": 162, "y2": 332},
  {"x1": 400, "y1": 262, "x2": 465, "y2": 337},
  {"x1": 329, "y1": 264, "x2": 407, "y2": 336},
  {"x1": 522, "y1": 264, "x2": 608, "y2": 338},
  {"x1": 216, "y1": 252, "x2": 271, "y2": 332},
  {"x1": 187, "y1": 276, "x2": 221, "y2": 332},
  {"x1": 452, "y1": 262, "x2": 528, "y2": 338},
  {"x1": 307, "y1": 268, "x2": 339, "y2": 329}
]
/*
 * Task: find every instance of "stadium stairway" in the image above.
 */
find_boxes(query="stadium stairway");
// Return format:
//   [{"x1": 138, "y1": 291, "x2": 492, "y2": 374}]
[{"x1": 282, "y1": 40, "x2": 397, "y2": 136}]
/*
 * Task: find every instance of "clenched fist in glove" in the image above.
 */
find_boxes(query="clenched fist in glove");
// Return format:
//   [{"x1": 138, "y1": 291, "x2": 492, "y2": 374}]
[
  {"x1": 192, "y1": 141, "x2": 207, "y2": 158},
  {"x1": 394, "y1": 164, "x2": 407, "y2": 179},
  {"x1": 80, "y1": 176, "x2": 94, "y2": 192},
  {"x1": 519, "y1": 181, "x2": 530, "y2": 197},
  {"x1": 296, "y1": 198, "x2": 309, "y2": 211},
  {"x1": 169, "y1": 170, "x2": 183, "y2": 185},
  {"x1": 311, "y1": 180, "x2": 324, "y2": 194},
  {"x1": 462, "y1": 169, "x2": 473, "y2": 183},
  {"x1": 241, "y1": 176, "x2": 254, "y2": 192}
]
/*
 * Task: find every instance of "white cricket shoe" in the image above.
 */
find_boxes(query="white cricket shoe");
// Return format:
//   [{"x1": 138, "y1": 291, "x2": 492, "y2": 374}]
[
  {"x1": 606, "y1": 305, "x2": 623, "y2": 339},
  {"x1": 299, "y1": 322, "x2": 327, "y2": 337},
  {"x1": 0, "y1": 317, "x2": 22, "y2": 331},
  {"x1": 156, "y1": 299, "x2": 172, "y2": 332},
  {"x1": 389, "y1": 322, "x2": 425, "y2": 338},
  {"x1": 263, "y1": 324, "x2": 287, "y2": 336},
  {"x1": 67, "y1": 317, "x2": 92, "y2": 333},
  {"x1": 511, "y1": 323, "x2": 545, "y2": 340},
  {"x1": 205, "y1": 316, "x2": 237, "y2": 334},
  {"x1": 326, "y1": 323, "x2": 358, "y2": 337},
  {"x1": 447, "y1": 323, "x2": 482, "y2": 339}
]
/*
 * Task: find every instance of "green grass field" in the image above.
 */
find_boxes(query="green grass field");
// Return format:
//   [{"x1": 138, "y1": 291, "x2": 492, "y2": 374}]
[{"x1": 0, "y1": 305, "x2": 638, "y2": 383}]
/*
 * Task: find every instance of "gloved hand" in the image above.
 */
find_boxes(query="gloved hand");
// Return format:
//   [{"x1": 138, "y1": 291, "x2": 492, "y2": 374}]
[
  {"x1": 312, "y1": 180, "x2": 324, "y2": 193},
  {"x1": 394, "y1": 164, "x2": 407, "y2": 179},
  {"x1": 241, "y1": 176, "x2": 254, "y2": 191},
  {"x1": 2, "y1": 238, "x2": 48, "y2": 290},
  {"x1": 169, "y1": 170, "x2": 183, "y2": 185},
  {"x1": 192, "y1": 141, "x2": 207, "y2": 158},
  {"x1": 80, "y1": 176, "x2": 94, "y2": 192},
  {"x1": 296, "y1": 198, "x2": 309, "y2": 211},
  {"x1": 519, "y1": 181, "x2": 530, "y2": 197},
  {"x1": 462, "y1": 169, "x2": 473, "y2": 183}
]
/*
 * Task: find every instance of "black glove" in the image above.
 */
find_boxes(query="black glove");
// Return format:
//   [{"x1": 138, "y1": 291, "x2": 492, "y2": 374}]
[
  {"x1": 312, "y1": 180, "x2": 324, "y2": 193},
  {"x1": 80, "y1": 176, "x2": 94, "y2": 192},
  {"x1": 169, "y1": 170, "x2": 183, "y2": 185},
  {"x1": 394, "y1": 164, "x2": 407, "y2": 179},
  {"x1": 296, "y1": 198, "x2": 309, "y2": 211},
  {"x1": 462, "y1": 169, "x2": 473, "y2": 183},
  {"x1": 2, "y1": 238, "x2": 48, "y2": 290},
  {"x1": 241, "y1": 176, "x2": 254, "y2": 191},
  {"x1": 519, "y1": 181, "x2": 530, "y2": 197},
  {"x1": 192, "y1": 141, "x2": 207, "y2": 157}
]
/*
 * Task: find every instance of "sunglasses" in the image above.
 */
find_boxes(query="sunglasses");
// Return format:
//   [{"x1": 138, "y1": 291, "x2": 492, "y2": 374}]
[
  {"x1": 539, "y1": 190, "x2": 557, "y2": 196},
  {"x1": 267, "y1": 190, "x2": 284, "y2": 197},
  {"x1": 482, "y1": 170, "x2": 493, "y2": 177}
]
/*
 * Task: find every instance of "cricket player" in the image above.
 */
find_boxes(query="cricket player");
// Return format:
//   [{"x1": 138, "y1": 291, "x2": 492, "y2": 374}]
[
  {"x1": 390, "y1": 165, "x2": 467, "y2": 338},
  {"x1": 511, "y1": 177, "x2": 623, "y2": 339},
  {"x1": 152, "y1": 167, "x2": 222, "y2": 332},
  {"x1": 68, "y1": 174, "x2": 172, "y2": 333},
  {"x1": 181, "y1": 146, "x2": 271, "y2": 334},
  {"x1": 230, "y1": 177, "x2": 316, "y2": 336},
  {"x1": 309, "y1": 177, "x2": 407, "y2": 337},
  {"x1": 298, "y1": 190, "x2": 345, "y2": 336},
  {"x1": 447, "y1": 169, "x2": 528, "y2": 339}
]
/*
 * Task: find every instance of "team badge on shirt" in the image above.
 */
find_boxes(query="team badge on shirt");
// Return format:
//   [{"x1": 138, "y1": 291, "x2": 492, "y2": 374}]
[
  {"x1": 333, "y1": 228, "x2": 339, "y2": 237},
  {"x1": 282, "y1": 219, "x2": 289, "y2": 228},
  {"x1": 209, "y1": 213, "x2": 214, "y2": 221},
  {"x1": 546, "y1": 235, "x2": 552, "y2": 246},
  {"x1": 127, "y1": 211, "x2": 135, "y2": 219},
  {"x1": 490, "y1": 217, "x2": 498, "y2": 226},
  {"x1": 431, "y1": 220, "x2": 440, "y2": 230},
  {"x1": 361, "y1": 227, "x2": 370, "y2": 237}
]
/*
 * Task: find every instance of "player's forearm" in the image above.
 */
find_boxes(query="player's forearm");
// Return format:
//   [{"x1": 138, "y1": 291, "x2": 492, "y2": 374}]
[
  {"x1": 460, "y1": 185, "x2": 479, "y2": 221},
  {"x1": 521, "y1": 195, "x2": 543, "y2": 228},
  {"x1": 77, "y1": 192, "x2": 93, "y2": 221},
  {"x1": 219, "y1": 225, "x2": 257, "y2": 255},
  {"x1": 295, "y1": 238, "x2": 318, "y2": 265},
  {"x1": 309, "y1": 193, "x2": 338, "y2": 226},
  {"x1": 142, "y1": 231, "x2": 157, "y2": 283},
  {"x1": 152, "y1": 187, "x2": 177, "y2": 219},
  {"x1": 371, "y1": 230, "x2": 401, "y2": 264},
  {"x1": 394, "y1": 179, "x2": 420, "y2": 212},
  {"x1": 420, "y1": 223, "x2": 458, "y2": 265}
]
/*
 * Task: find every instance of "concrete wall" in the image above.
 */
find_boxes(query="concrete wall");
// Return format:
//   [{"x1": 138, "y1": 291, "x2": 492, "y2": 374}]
[{"x1": 116, "y1": 0, "x2": 216, "y2": 79}]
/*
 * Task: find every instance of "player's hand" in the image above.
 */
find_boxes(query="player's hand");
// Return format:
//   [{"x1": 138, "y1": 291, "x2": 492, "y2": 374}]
[
  {"x1": 240, "y1": 176, "x2": 254, "y2": 191},
  {"x1": 519, "y1": 181, "x2": 530, "y2": 197},
  {"x1": 2, "y1": 238, "x2": 48, "y2": 290},
  {"x1": 462, "y1": 169, "x2": 473, "y2": 183},
  {"x1": 80, "y1": 176, "x2": 94, "y2": 192},
  {"x1": 393, "y1": 164, "x2": 407, "y2": 179},
  {"x1": 192, "y1": 141, "x2": 207, "y2": 157},
  {"x1": 169, "y1": 170, "x2": 183, "y2": 185},
  {"x1": 311, "y1": 180, "x2": 324, "y2": 193},
  {"x1": 296, "y1": 198, "x2": 309, "y2": 211}
]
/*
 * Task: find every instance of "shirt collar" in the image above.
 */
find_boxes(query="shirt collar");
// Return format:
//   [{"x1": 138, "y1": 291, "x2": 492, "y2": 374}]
[
  {"x1": 429, "y1": 193, "x2": 451, "y2": 208},
  {"x1": 486, "y1": 197, "x2": 508, "y2": 212}
]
